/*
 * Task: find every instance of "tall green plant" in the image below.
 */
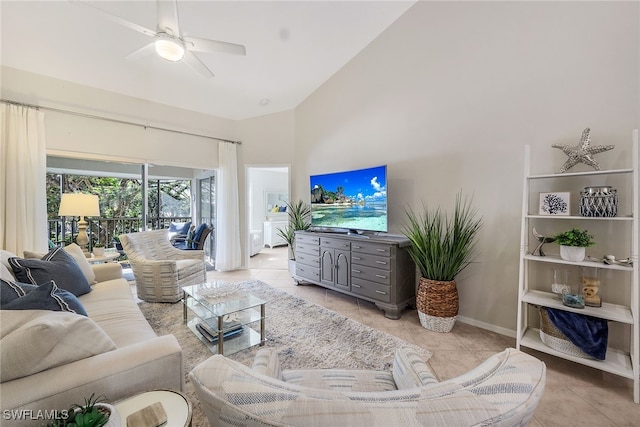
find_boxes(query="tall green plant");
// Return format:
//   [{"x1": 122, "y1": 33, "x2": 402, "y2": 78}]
[
  {"x1": 403, "y1": 193, "x2": 483, "y2": 282},
  {"x1": 276, "y1": 200, "x2": 311, "y2": 260}
]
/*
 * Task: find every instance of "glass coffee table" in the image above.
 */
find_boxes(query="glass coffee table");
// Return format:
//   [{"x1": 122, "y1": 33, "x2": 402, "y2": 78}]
[{"x1": 182, "y1": 282, "x2": 266, "y2": 355}]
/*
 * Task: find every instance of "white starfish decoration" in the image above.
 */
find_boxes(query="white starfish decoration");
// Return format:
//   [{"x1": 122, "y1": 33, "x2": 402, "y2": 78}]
[{"x1": 552, "y1": 128, "x2": 614, "y2": 173}]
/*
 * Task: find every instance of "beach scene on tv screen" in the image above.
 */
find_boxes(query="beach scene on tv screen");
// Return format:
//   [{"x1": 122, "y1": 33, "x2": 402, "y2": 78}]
[{"x1": 310, "y1": 165, "x2": 387, "y2": 232}]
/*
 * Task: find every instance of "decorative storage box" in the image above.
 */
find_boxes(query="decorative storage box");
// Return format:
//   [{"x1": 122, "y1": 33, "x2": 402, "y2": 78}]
[
  {"x1": 538, "y1": 307, "x2": 593, "y2": 359},
  {"x1": 579, "y1": 186, "x2": 618, "y2": 217}
]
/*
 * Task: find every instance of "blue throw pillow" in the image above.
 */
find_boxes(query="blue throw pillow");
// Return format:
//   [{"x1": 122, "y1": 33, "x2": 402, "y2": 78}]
[
  {"x1": 8, "y1": 248, "x2": 92, "y2": 297},
  {"x1": 191, "y1": 223, "x2": 208, "y2": 249},
  {"x1": 1, "y1": 280, "x2": 87, "y2": 316},
  {"x1": 0, "y1": 278, "x2": 37, "y2": 305},
  {"x1": 169, "y1": 221, "x2": 192, "y2": 235}
]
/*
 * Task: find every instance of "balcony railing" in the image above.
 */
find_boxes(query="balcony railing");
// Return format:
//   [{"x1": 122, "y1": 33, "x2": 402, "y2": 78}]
[{"x1": 48, "y1": 216, "x2": 191, "y2": 250}]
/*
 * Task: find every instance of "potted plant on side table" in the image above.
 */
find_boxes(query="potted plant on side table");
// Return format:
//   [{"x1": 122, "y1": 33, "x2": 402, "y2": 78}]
[
  {"x1": 277, "y1": 200, "x2": 311, "y2": 278},
  {"x1": 47, "y1": 393, "x2": 120, "y2": 427},
  {"x1": 403, "y1": 193, "x2": 483, "y2": 333},
  {"x1": 554, "y1": 228, "x2": 595, "y2": 262},
  {"x1": 93, "y1": 241, "x2": 105, "y2": 257}
]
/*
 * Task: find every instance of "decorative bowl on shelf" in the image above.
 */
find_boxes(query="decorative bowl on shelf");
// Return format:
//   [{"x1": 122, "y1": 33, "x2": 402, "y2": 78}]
[{"x1": 562, "y1": 293, "x2": 585, "y2": 309}]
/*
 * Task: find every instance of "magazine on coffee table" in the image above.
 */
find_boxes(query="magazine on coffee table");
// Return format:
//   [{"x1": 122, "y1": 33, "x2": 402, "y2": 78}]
[{"x1": 196, "y1": 318, "x2": 243, "y2": 343}]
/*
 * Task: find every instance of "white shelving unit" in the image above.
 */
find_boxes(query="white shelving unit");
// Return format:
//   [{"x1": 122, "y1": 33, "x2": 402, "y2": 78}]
[{"x1": 516, "y1": 130, "x2": 639, "y2": 404}]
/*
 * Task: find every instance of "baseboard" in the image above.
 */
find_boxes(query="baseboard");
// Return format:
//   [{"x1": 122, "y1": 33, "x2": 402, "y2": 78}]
[{"x1": 456, "y1": 315, "x2": 516, "y2": 339}]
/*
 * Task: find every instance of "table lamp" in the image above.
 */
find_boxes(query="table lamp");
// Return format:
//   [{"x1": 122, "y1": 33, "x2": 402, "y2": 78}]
[{"x1": 58, "y1": 193, "x2": 100, "y2": 257}]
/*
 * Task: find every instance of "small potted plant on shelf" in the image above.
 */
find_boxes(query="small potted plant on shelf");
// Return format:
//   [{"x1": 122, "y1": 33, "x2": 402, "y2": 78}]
[
  {"x1": 554, "y1": 228, "x2": 595, "y2": 262},
  {"x1": 276, "y1": 200, "x2": 311, "y2": 276},
  {"x1": 46, "y1": 393, "x2": 120, "y2": 427}
]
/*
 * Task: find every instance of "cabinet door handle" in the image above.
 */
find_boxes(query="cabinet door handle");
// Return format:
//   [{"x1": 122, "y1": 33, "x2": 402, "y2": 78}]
[
  {"x1": 376, "y1": 249, "x2": 387, "y2": 253},
  {"x1": 352, "y1": 284, "x2": 361, "y2": 288},
  {"x1": 375, "y1": 261, "x2": 387, "y2": 265},
  {"x1": 352, "y1": 269, "x2": 361, "y2": 273},
  {"x1": 352, "y1": 256, "x2": 361, "y2": 260},
  {"x1": 375, "y1": 290, "x2": 387, "y2": 295},
  {"x1": 375, "y1": 274, "x2": 387, "y2": 279}
]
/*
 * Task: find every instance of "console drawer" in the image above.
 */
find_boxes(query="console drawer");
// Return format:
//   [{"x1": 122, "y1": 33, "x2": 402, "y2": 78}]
[
  {"x1": 296, "y1": 233, "x2": 320, "y2": 245},
  {"x1": 296, "y1": 265, "x2": 320, "y2": 282},
  {"x1": 320, "y1": 237, "x2": 351, "y2": 250},
  {"x1": 351, "y1": 278, "x2": 391, "y2": 303},
  {"x1": 351, "y1": 252, "x2": 391, "y2": 270},
  {"x1": 296, "y1": 242, "x2": 320, "y2": 257},
  {"x1": 350, "y1": 264, "x2": 391, "y2": 286},
  {"x1": 296, "y1": 252, "x2": 320, "y2": 268},
  {"x1": 351, "y1": 242, "x2": 392, "y2": 256}
]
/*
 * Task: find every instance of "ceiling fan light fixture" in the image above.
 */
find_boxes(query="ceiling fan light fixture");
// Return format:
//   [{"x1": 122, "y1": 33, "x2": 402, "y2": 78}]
[{"x1": 155, "y1": 38, "x2": 185, "y2": 62}]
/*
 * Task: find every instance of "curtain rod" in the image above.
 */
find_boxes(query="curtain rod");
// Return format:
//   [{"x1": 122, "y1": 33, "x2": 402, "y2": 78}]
[{"x1": 0, "y1": 98, "x2": 241, "y2": 145}]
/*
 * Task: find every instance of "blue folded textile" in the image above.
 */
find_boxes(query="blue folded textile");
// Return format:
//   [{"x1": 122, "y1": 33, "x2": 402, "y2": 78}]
[{"x1": 546, "y1": 307, "x2": 608, "y2": 360}]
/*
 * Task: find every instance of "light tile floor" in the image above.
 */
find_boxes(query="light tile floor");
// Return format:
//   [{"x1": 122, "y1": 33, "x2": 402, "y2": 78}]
[{"x1": 205, "y1": 247, "x2": 639, "y2": 426}]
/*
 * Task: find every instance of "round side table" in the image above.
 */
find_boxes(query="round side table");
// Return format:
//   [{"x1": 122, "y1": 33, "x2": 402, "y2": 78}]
[
  {"x1": 113, "y1": 389, "x2": 191, "y2": 427},
  {"x1": 87, "y1": 252, "x2": 121, "y2": 264}
]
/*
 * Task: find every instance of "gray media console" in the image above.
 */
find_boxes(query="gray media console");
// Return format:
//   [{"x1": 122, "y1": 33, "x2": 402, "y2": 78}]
[{"x1": 294, "y1": 231, "x2": 416, "y2": 319}]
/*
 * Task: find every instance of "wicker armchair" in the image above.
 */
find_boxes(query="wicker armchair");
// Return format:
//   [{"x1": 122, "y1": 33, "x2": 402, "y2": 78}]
[{"x1": 120, "y1": 229, "x2": 206, "y2": 303}]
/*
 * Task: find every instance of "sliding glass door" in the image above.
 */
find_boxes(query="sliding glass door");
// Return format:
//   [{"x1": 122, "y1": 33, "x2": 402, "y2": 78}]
[{"x1": 198, "y1": 174, "x2": 216, "y2": 268}]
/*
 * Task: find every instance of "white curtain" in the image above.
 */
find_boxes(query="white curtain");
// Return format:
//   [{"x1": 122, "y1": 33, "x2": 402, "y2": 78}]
[
  {"x1": 215, "y1": 142, "x2": 242, "y2": 271},
  {"x1": 0, "y1": 103, "x2": 48, "y2": 254}
]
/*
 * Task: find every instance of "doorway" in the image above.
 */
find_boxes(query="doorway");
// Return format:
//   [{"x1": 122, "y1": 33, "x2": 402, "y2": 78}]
[{"x1": 246, "y1": 166, "x2": 290, "y2": 269}]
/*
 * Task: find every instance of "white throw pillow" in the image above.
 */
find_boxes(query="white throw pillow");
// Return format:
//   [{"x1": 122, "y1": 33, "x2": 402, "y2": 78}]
[
  {"x1": 0, "y1": 310, "x2": 116, "y2": 382},
  {"x1": 0, "y1": 250, "x2": 17, "y2": 273},
  {"x1": 62, "y1": 243, "x2": 97, "y2": 285},
  {"x1": 24, "y1": 243, "x2": 97, "y2": 285},
  {"x1": 0, "y1": 264, "x2": 14, "y2": 281}
]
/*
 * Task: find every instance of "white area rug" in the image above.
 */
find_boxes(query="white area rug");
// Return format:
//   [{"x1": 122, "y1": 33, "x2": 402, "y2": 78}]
[{"x1": 138, "y1": 279, "x2": 431, "y2": 426}]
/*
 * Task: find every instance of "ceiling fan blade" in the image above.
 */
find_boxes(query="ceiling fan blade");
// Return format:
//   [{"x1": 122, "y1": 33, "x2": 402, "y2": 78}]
[
  {"x1": 71, "y1": 0, "x2": 156, "y2": 37},
  {"x1": 157, "y1": 0, "x2": 181, "y2": 37},
  {"x1": 184, "y1": 36, "x2": 246, "y2": 56},
  {"x1": 182, "y1": 51, "x2": 214, "y2": 79},
  {"x1": 126, "y1": 42, "x2": 156, "y2": 60}
]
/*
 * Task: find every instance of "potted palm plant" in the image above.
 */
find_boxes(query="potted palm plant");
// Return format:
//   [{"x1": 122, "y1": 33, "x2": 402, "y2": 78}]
[
  {"x1": 403, "y1": 193, "x2": 483, "y2": 332},
  {"x1": 554, "y1": 228, "x2": 595, "y2": 262},
  {"x1": 276, "y1": 200, "x2": 311, "y2": 276}
]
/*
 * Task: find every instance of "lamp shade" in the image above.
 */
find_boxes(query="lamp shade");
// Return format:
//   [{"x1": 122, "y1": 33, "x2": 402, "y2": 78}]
[{"x1": 58, "y1": 193, "x2": 100, "y2": 217}]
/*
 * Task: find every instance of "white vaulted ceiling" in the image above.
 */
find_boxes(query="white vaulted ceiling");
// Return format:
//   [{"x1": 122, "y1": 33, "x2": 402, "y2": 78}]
[{"x1": 1, "y1": 1, "x2": 415, "y2": 120}]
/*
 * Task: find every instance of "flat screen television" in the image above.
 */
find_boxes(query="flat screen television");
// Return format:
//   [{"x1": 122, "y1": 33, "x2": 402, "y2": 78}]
[{"x1": 309, "y1": 164, "x2": 387, "y2": 233}]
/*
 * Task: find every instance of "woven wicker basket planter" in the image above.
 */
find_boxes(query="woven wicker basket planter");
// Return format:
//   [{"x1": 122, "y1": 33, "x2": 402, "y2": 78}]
[
  {"x1": 538, "y1": 307, "x2": 593, "y2": 359},
  {"x1": 416, "y1": 277, "x2": 458, "y2": 333}
]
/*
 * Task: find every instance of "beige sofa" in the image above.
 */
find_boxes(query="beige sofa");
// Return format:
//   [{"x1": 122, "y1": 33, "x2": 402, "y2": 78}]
[{"x1": 0, "y1": 250, "x2": 183, "y2": 426}]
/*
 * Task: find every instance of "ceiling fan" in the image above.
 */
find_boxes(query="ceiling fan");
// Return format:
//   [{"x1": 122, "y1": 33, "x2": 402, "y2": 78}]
[{"x1": 73, "y1": 0, "x2": 246, "y2": 78}]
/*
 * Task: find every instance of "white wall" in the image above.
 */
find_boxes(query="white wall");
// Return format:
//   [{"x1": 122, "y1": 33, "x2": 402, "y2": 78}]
[
  {"x1": 1, "y1": 66, "x2": 235, "y2": 169},
  {"x1": 293, "y1": 1, "x2": 639, "y2": 333},
  {"x1": 237, "y1": 111, "x2": 295, "y2": 264},
  {"x1": 1, "y1": 66, "x2": 296, "y2": 268}
]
